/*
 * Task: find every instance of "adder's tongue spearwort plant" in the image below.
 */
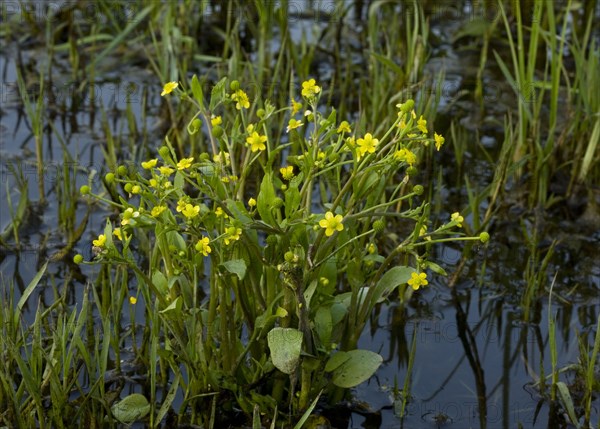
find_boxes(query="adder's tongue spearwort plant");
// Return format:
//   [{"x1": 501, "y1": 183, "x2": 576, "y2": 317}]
[{"x1": 76, "y1": 77, "x2": 488, "y2": 424}]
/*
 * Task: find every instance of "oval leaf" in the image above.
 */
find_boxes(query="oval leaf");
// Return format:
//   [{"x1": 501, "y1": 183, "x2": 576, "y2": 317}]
[
  {"x1": 111, "y1": 393, "x2": 150, "y2": 424},
  {"x1": 332, "y1": 349, "x2": 382, "y2": 388},
  {"x1": 257, "y1": 172, "x2": 278, "y2": 227},
  {"x1": 221, "y1": 259, "x2": 247, "y2": 280},
  {"x1": 325, "y1": 351, "x2": 350, "y2": 372},
  {"x1": 267, "y1": 327, "x2": 303, "y2": 374},
  {"x1": 373, "y1": 266, "x2": 414, "y2": 304},
  {"x1": 191, "y1": 74, "x2": 204, "y2": 109}
]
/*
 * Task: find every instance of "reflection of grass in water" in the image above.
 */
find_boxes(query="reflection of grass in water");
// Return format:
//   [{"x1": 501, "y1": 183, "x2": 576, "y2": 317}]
[{"x1": 540, "y1": 277, "x2": 600, "y2": 427}]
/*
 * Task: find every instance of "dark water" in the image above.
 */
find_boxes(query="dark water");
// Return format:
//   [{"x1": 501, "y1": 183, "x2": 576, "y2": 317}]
[{"x1": 1, "y1": 2, "x2": 598, "y2": 428}]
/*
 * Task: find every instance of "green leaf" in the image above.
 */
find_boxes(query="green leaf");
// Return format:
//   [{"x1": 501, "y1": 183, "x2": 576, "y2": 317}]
[
  {"x1": 167, "y1": 230, "x2": 186, "y2": 251},
  {"x1": 369, "y1": 51, "x2": 402, "y2": 74},
  {"x1": 346, "y1": 259, "x2": 364, "y2": 288},
  {"x1": 156, "y1": 373, "x2": 180, "y2": 423},
  {"x1": 15, "y1": 261, "x2": 47, "y2": 324},
  {"x1": 174, "y1": 171, "x2": 184, "y2": 191},
  {"x1": 315, "y1": 307, "x2": 333, "y2": 346},
  {"x1": 579, "y1": 117, "x2": 599, "y2": 182},
  {"x1": 330, "y1": 302, "x2": 347, "y2": 326},
  {"x1": 226, "y1": 199, "x2": 252, "y2": 226},
  {"x1": 191, "y1": 74, "x2": 205, "y2": 109},
  {"x1": 221, "y1": 259, "x2": 247, "y2": 280},
  {"x1": 86, "y1": 6, "x2": 154, "y2": 73},
  {"x1": 267, "y1": 328, "x2": 303, "y2": 374},
  {"x1": 317, "y1": 108, "x2": 337, "y2": 134},
  {"x1": 325, "y1": 351, "x2": 350, "y2": 372},
  {"x1": 303, "y1": 279, "x2": 319, "y2": 309},
  {"x1": 292, "y1": 390, "x2": 323, "y2": 429},
  {"x1": 103, "y1": 220, "x2": 114, "y2": 249},
  {"x1": 336, "y1": 288, "x2": 369, "y2": 310},
  {"x1": 331, "y1": 350, "x2": 382, "y2": 388},
  {"x1": 111, "y1": 393, "x2": 151, "y2": 424},
  {"x1": 372, "y1": 266, "x2": 414, "y2": 305},
  {"x1": 284, "y1": 182, "x2": 301, "y2": 218},
  {"x1": 152, "y1": 270, "x2": 169, "y2": 296},
  {"x1": 425, "y1": 261, "x2": 447, "y2": 276},
  {"x1": 354, "y1": 171, "x2": 380, "y2": 199},
  {"x1": 159, "y1": 297, "x2": 182, "y2": 316},
  {"x1": 556, "y1": 382, "x2": 578, "y2": 426},
  {"x1": 257, "y1": 172, "x2": 278, "y2": 227},
  {"x1": 209, "y1": 76, "x2": 228, "y2": 111}
]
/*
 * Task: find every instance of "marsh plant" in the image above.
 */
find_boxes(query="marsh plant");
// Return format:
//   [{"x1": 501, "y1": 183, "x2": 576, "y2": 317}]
[{"x1": 75, "y1": 77, "x2": 487, "y2": 425}]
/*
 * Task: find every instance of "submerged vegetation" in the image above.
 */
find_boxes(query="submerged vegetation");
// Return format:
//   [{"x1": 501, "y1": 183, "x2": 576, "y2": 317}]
[{"x1": 0, "y1": 0, "x2": 598, "y2": 427}]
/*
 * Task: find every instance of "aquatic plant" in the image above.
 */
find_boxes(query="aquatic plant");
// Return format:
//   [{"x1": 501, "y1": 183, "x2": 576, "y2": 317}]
[{"x1": 75, "y1": 77, "x2": 484, "y2": 424}]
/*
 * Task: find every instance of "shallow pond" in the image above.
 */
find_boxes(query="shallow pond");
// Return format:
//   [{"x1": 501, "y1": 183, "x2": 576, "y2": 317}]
[{"x1": 1, "y1": 1, "x2": 598, "y2": 427}]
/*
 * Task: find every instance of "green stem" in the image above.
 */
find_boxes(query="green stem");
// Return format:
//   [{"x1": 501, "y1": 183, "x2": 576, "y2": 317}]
[{"x1": 313, "y1": 229, "x2": 374, "y2": 269}]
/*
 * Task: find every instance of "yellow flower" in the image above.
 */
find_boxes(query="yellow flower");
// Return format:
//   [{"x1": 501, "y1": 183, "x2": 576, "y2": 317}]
[
  {"x1": 129, "y1": 296, "x2": 137, "y2": 305},
  {"x1": 113, "y1": 228, "x2": 123, "y2": 241},
  {"x1": 407, "y1": 272, "x2": 428, "y2": 290},
  {"x1": 246, "y1": 123, "x2": 255, "y2": 133},
  {"x1": 141, "y1": 159, "x2": 158, "y2": 169},
  {"x1": 195, "y1": 236, "x2": 212, "y2": 256},
  {"x1": 121, "y1": 207, "x2": 140, "y2": 225},
  {"x1": 93, "y1": 234, "x2": 106, "y2": 247},
  {"x1": 301, "y1": 79, "x2": 321, "y2": 99},
  {"x1": 291, "y1": 98, "x2": 302, "y2": 115},
  {"x1": 159, "y1": 166, "x2": 174, "y2": 176},
  {"x1": 417, "y1": 115, "x2": 428, "y2": 134},
  {"x1": 394, "y1": 148, "x2": 417, "y2": 166},
  {"x1": 161, "y1": 81, "x2": 178, "y2": 96},
  {"x1": 182, "y1": 204, "x2": 200, "y2": 219},
  {"x1": 248, "y1": 197, "x2": 257, "y2": 207},
  {"x1": 246, "y1": 131, "x2": 267, "y2": 152},
  {"x1": 345, "y1": 136, "x2": 356, "y2": 148},
  {"x1": 227, "y1": 175, "x2": 238, "y2": 182},
  {"x1": 131, "y1": 185, "x2": 141, "y2": 194},
  {"x1": 434, "y1": 132, "x2": 445, "y2": 151},
  {"x1": 280, "y1": 166, "x2": 294, "y2": 180},
  {"x1": 232, "y1": 89, "x2": 250, "y2": 110},
  {"x1": 176, "y1": 198, "x2": 188, "y2": 212},
  {"x1": 286, "y1": 118, "x2": 303, "y2": 133},
  {"x1": 397, "y1": 118, "x2": 407, "y2": 130},
  {"x1": 213, "y1": 151, "x2": 230, "y2": 166},
  {"x1": 451, "y1": 212, "x2": 464, "y2": 228},
  {"x1": 211, "y1": 115, "x2": 222, "y2": 126},
  {"x1": 215, "y1": 206, "x2": 228, "y2": 218},
  {"x1": 357, "y1": 133, "x2": 379, "y2": 158},
  {"x1": 151, "y1": 205, "x2": 167, "y2": 217},
  {"x1": 367, "y1": 243, "x2": 377, "y2": 254},
  {"x1": 177, "y1": 157, "x2": 194, "y2": 170},
  {"x1": 419, "y1": 225, "x2": 432, "y2": 241},
  {"x1": 224, "y1": 226, "x2": 242, "y2": 245},
  {"x1": 149, "y1": 178, "x2": 158, "y2": 188},
  {"x1": 319, "y1": 211, "x2": 344, "y2": 237},
  {"x1": 337, "y1": 121, "x2": 351, "y2": 134}
]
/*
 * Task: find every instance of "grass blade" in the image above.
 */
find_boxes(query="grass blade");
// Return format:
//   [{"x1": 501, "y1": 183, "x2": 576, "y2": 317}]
[
  {"x1": 15, "y1": 261, "x2": 48, "y2": 324},
  {"x1": 86, "y1": 5, "x2": 154, "y2": 72}
]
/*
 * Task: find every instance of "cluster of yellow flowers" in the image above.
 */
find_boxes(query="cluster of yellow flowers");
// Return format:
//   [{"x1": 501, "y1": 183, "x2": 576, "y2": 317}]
[{"x1": 83, "y1": 78, "x2": 465, "y2": 301}]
